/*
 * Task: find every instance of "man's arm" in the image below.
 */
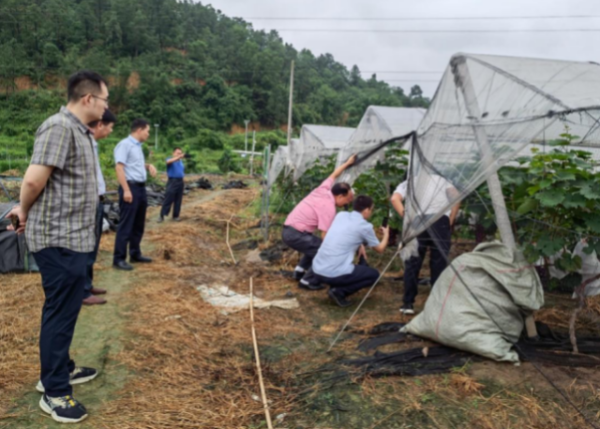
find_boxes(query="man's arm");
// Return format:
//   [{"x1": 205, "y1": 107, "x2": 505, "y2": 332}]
[
  {"x1": 116, "y1": 163, "x2": 133, "y2": 203},
  {"x1": 7, "y1": 165, "x2": 54, "y2": 234},
  {"x1": 372, "y1": 226, "x2": 390, "y2": 254},
  {"x1": 446, "y1": 186, "x2": 461, "y2": 226},
  {"x1": 146, "y1": 163, "x2": 157, "y2": 177},
  {"x1": 390, "y1": 192, "x2": 405, "y2": 218},
  {"x1": 165, "y1": 155, "x2": 183, "y2": 165},
  {"x1": 328, "y1": 154, "x2": 357, "y2": 181}
]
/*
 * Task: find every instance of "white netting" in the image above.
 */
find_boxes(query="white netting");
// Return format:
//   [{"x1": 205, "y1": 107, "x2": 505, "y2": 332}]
[
  {"x1": 403, "y1": 53, "x2": 600, "y2": 246},
  {"x1": 267, "y1": 145, "x2": 291, "y2": 187},
  {"x1": 336, "y1": 106, "x2": 426, "y2": 184},
  {"x1": 291, "y1": 125, "x2": 355, "y2": 181}
]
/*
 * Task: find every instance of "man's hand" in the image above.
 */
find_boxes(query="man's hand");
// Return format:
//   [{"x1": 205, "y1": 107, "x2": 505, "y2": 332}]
[
  {"x1": 358, "y1": 244, "x2": 367, "y2": 261},
  {"x1": 6, "y1": 206, "x2": 27, "y2": 234},
  {"x1": 380, "y1": 225, "x2": 390, "y2": 236},
  {"x1": 345, "y1": 154, "x2": 357, "y2": 166},
  {"x1": 148, "y1": 164, "x2": 157, "y2": 177},
  {"x1": 124, "y1": 190, "x2": 133, "y2": 203}
]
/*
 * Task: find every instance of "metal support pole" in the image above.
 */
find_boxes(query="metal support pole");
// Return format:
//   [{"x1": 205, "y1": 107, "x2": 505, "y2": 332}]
[
  {"x1": 250, "y1": 131, "x2": 256, "y2": 176},
  {"x1": 287, "y1": 61, "x2": 295, "y2": 145},
  {"x1": 154, "y1": 124, "x2": 159, "y2": 151},
  {"x1": 452, "y1": 55, "x2": 536, "y2": 337},
  {"x1": 452, "y1": 55, "x2": 515, "y2": 248},
  {"x1": 244, "y1": 119, "x2": 250, "y2": 152}
]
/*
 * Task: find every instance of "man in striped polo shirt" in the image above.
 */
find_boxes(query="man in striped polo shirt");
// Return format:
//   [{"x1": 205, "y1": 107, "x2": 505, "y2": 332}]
[{"x1": 8, "y1": 70, "x2": 108, "y2": 423}]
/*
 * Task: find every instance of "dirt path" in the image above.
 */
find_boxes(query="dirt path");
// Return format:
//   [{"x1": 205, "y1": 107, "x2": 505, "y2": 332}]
[{"x1": 1, "y1": 189, "x2": 228, "y2": 428}]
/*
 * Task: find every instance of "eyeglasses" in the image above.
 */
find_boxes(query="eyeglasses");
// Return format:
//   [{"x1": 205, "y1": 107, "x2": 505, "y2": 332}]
[{"x1": 82, "y1": 94, "x2": 109, "y2": 106}]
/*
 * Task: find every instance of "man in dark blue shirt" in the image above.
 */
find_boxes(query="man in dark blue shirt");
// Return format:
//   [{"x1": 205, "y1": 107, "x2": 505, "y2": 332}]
[{"x1": 159, "y1": 147, "x2": 186, "y2": 222}]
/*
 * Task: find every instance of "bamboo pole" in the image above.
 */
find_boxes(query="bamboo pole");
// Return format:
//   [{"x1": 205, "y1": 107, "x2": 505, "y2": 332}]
[{"x1": 249, "y1": 278, "x2": 274, "y2": 429}]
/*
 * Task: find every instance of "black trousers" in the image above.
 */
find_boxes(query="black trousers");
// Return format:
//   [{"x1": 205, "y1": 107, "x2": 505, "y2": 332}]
[
  {"x1": 281, "y1": 225, "x2": 321, "y2": 285},
  {"x1": 403, "y1": 215, "x2": 452, "y2": 305},
  {"x1": 84, "y1": 200, "x2": 104, "y2": 298},
  {"x1": 33, "y1": 247, "x2": 90, "y2": 397},
  {"x1": 160, "y1": 178, "x2": 184, "y2": 219},
  {"x1": 113, "y1": 184, "x2": 147, "y2": 264},
  {"x1": 316, "y1": 265, "x2": 380, "y2": 298}
]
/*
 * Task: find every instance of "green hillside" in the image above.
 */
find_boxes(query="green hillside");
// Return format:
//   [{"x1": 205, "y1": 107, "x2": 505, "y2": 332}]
[{"x1": 0, "y1": 0, "x2": 429, "y2": 174}]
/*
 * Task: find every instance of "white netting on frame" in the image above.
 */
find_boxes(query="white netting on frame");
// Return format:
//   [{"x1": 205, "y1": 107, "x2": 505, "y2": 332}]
[
  {"x1": 402, "y1": 53, "x2": 600, "y2": 246},
  {"x1": 267, "y1": 145, "x2": 291, "y2": 187},
  {"x1": 336, "y1": 106, "x2": 426, "y2": 185},
  {"x1": 290, "y1": 125, "x2": 355, "y2": 181}
]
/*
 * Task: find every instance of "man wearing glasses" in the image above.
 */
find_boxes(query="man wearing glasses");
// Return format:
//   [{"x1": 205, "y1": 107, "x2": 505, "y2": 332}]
[{"x1": 8, "y1": 70, "x2": 108, "y2": 423}]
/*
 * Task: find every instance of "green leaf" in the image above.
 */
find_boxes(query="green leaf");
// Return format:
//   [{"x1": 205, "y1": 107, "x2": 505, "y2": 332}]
[
  {"x1": 534, "y1": 190, "x2": 565, "y2": 207},
  {"x1": 584, "y1": 216, "x2": 600, "y2": 234},
  {"x1": 562, "y1": 194, "x2": 588, "y2": 208},
  {"x1": 549, "y1": 138, "x2": 570, "y2": 146},
  {"x1": 579, "y1": 183, "x2": 600, "y2": 200},
  {"x1": 536, "y1": 235, "x2": 567, "y2": 257},
  {"x1": 516, "y1": 198, "x2": 539, "y2": 215},
  {"x1": 555, "y1": 171, "x2": 576, "y2": 181}
]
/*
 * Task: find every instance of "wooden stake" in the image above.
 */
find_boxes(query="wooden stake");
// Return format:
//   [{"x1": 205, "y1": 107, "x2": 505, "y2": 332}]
[
  {"x1": 249, "y1": 278, "x2": 274, "y2": 429},
  {"x1": 226, "y1": 214, "x2": 237, "y2": 264}
]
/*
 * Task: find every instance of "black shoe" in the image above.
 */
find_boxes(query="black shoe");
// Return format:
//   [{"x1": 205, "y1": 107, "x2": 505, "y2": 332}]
[
  {"x1": 130, "y1": 255, "x2": 152, "y2": 263},
  {"x1": 292, "y1": 270, "x2": 305, "y2": 281},
  {"x1": 328, "y1": 288, "x2": 351, "y2": 308},
  {"x1": 298, "y1": 279, "x2": 325, "y2": 291},
  {"x1": 36, "y1": 367, "x2": 98, "y2": 393},
  {"x1": 39, "y1": 394, "x2": 88, "y2": 424},
  {"x1": 172, "y1": 217, "x2": 181, "y2": 222},
  {"x1": 400, "y1": 304, "x2": 415, "y2": 315},
  {"x1": 113, "y1": 260, "x2": 134, "y2": 271}
]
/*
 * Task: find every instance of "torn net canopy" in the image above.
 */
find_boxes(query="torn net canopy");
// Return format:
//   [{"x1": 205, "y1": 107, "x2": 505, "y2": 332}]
[
  {"x1": 401, "y1": 53, "x2": 600, "y2": 250},
  {"x1": 336, "y1": 106, "x2": 426, "y2": 185},
  {"x1": 267, "y1": 145, "x2": 291, "y2": 188},
  {"x1": 290, "y1": 125, "x2": 355, "y2": 182}
]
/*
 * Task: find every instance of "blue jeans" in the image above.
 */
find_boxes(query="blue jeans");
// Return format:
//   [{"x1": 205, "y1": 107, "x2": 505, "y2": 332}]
[{"x1": 33, "y1": 247, "x2": 90, "y2": 397}]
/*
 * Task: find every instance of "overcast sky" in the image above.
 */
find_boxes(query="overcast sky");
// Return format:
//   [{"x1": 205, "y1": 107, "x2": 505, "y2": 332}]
[{"x1": 204, "y1": 0, "x2": 600, "y2": 97}]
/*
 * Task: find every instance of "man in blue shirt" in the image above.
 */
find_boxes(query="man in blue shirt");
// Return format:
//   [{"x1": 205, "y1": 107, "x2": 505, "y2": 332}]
[
  {"x1": 112, "y1": 119, "x2": 157, "y2": 271},
  {"x1": 312, "y1": 195, "x2": 390, "y2": 307},
  {"x1": 158, "y1": 147, "x2": 186, "y2": 223},
  {"x1": 83, "y1": 109, "x2": 116, "y2": 305}
]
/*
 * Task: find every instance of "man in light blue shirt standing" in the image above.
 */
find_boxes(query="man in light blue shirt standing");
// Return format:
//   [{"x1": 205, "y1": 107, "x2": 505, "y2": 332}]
[
  {"x1": 112, "y1": 119, "x2": 157, "y2": 271},
  {"x1": 312, "y1": 195, "x2": 390, "y2": 307},
  {"x1": 83, "y1": 109, "x2": 116, "y2": 305},
  {"x1": 159, "y1": 147, "x2": 186, "y2": 222}
]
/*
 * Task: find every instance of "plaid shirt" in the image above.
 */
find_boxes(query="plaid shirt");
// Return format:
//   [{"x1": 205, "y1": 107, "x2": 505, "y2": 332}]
[{"x1": 25, "y1": 107, "x2": 98, "y2": 253}]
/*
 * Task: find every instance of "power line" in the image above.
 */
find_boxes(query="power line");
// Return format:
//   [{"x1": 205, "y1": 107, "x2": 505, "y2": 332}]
[
  {"x1": 275, "y1": 28, "x2": 600, "y2": 33},
  {"x1": 246, "y1": 15, "x2": 600, "y2": 21}
]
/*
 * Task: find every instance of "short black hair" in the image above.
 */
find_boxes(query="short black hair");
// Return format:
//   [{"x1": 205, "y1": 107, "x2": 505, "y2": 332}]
[
  {"x1": 353, "y1": 195, "x2": 373, "y2": 212},
  {"x1": 67, "y1": 70, "x2": 107, "y2": 102},
  {"x1": 131, "y1": 118, "x2": 150, "y2": 132},
  {"x1": 332, "y1": 182, "x2": 351, "y2": 197},
  {"x1": 88, "y1": 109, "x2": 116, "y2": 128}
]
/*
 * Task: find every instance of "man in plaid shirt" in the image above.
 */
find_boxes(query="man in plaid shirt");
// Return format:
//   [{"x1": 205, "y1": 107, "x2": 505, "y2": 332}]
[{"x1": 8, "y1": 70, "x2": 108, "y2": 424}]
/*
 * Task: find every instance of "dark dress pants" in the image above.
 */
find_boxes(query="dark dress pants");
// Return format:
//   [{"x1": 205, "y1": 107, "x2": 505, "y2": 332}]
[
  {"x1": 84, "y1": 200, "x2": 104, "y2": 298},
  {"x1": 316, "y1": 265, "x2": 380, "y2": 298},
  {"x1": 403, "y1": 215, "x2": 451, "y2": 305},
  {"x1": 160, "y1": 178, "x2": 184, "y2": 219},
  {"x1": 282, "y1": 225, "x2": 322, "y2": 285},
  {"x1": 113, "y1": 184, "x2": 148, "y2": 264},
  {"x1": 33, "y1": 247, "x2": 90, "y2": 397}
]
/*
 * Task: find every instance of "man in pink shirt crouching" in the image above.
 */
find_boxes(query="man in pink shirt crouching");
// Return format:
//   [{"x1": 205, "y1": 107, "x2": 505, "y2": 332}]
[{"x1": 282, "y1": 155, "x2": 356, "y2": 290}]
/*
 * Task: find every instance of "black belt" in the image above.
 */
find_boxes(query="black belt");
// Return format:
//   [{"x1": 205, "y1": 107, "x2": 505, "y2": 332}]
[
  {"x1": 168, "y1": 177, "x2": 184, "y2": 180},
  {"x1": 127, "y1": 181, "x2": 146, "y2": 187},
  {"x1": 99, "y1": 195, "x2": 106, "y2": 203}
]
